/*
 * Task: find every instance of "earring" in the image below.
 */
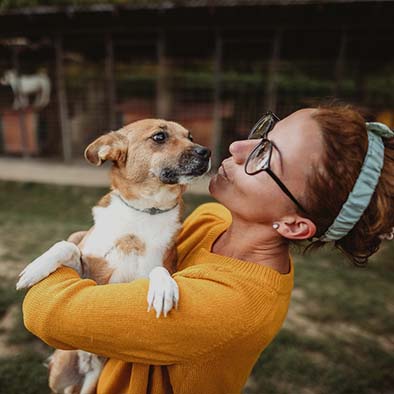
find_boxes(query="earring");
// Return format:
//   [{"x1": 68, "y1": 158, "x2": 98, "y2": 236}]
[{"x1": 272, "y1": 223, "x2": 279, "y2": 230}]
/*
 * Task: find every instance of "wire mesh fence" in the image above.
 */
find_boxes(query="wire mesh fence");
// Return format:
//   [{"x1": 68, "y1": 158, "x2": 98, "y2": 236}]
[{"x1": 0, "y1": 21, "x2": 394, "y2": 164}]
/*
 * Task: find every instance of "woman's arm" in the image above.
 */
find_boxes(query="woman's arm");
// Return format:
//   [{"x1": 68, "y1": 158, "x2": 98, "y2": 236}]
[{"x1": 23, "y1": 265, "x2": 275, "y2": 365}]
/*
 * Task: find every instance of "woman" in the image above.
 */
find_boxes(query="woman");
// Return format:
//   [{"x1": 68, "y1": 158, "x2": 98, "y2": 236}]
[{"x1": 22, "y1": 105, "x2": 394, "y2": 394}]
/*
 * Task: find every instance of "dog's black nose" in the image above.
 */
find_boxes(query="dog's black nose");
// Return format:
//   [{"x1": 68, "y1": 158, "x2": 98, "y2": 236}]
[{"x1": 193, "y1": 146, "x2": 211, "y2": 159}]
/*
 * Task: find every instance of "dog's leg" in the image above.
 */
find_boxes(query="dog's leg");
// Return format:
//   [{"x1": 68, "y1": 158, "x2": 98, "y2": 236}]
[
  {"x1": 21, "y1": 94, "x2": 29, "y2": 108},
  {"x1": 48, "y1": 349, "x2": 82, "y2": 394},
  {"x1": 79, "y1": 368, "x2": 102, "y2": 394},
  {"x1": 13, "y1": 91, "x2": 28, "y2": 110},
  {"x1": 64, "y1": 387, "x2": 79, "y2": 394},
  {"x1": 40, "y1": 79, "x2": 51, "y2": 107},
  {"x1": 12, "y1": 94, "x2": 21, "y2": 110},
  {"x1": 67, "y1": 231, "x2": 88, "y2": 247},
  {"x1": 78, "y1": 352, "x2": 105, "y2": 394},
  {"x1": 147, "y1": 266, "x2": 179, "y2": 318},
  {"x1": 16, "y1": 241, "x2": 81, "y2": 290},
  {"x1": 33, "y1": 89, "x2": 43, "y2": 108},
  {"x1": 18, "y1": 93, "x2": 28, "y2": 109}
]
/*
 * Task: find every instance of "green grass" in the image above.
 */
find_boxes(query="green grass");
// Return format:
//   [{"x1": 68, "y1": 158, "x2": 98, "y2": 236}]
[
  {"x1": 0, "y1": 282, "x2": 21, "y2": 318},
  {"x1": 252, "y1": 328, "x2": 394, "y2": 394},
  {"x1": 0, "y1": 182, "x2": 104, "y2": 262},
  {"x1": 250, "y1": 245, "x2": 394, "y2": 394},
  {"x1": 0, "y1": 180, "x2": 393, "y2": 394},
  {"x1": 0, "y1": 352, "x2": 50, "y2": 394},
  {"x1": 0, "y1": 181, "x2": 213, "y2": 262}
]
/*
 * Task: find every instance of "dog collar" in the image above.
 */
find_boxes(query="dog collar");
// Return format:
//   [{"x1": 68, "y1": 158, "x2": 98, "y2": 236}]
[{"x1": 113, "y1": 193, "x2": 179, "y2": 215}]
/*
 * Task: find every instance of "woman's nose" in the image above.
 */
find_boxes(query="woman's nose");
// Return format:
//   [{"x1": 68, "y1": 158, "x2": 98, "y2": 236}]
[{"x1": 229, "y1": 140, "x2": 258, "y2": 165}]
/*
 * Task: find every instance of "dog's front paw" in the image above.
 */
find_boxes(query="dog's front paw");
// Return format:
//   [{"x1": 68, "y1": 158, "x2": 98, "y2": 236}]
[
  {"x1": 147, "y1": 267, "x2": 179, "y2": 318},
  {"x1": 16, "y1": 241, "x2": 81, "y2": 290}
]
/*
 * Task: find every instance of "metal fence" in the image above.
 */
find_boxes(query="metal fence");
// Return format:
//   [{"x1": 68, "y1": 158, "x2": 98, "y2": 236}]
[{"x1": 0, "y1": 19, "x2": 393, "y2": 165}]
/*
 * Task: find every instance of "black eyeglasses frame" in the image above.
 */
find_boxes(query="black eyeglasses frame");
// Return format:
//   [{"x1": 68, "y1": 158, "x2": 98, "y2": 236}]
[{"x1": 244, "y1": 112, "x2": 308, "y2": 214}]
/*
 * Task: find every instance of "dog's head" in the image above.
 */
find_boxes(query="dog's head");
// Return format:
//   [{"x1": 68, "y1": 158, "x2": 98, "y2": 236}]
[
  {"x1": 0, "y1": 70, "x2": 16, "y2": 85},
  {"x1": 85, "y1": 119, "x2": 211, "y2": 193}
]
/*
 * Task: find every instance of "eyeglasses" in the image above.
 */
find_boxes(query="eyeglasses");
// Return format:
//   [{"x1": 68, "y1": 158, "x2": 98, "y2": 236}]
[{"x1": 245, "y1": 111, "x2": 307, "y2": 213}]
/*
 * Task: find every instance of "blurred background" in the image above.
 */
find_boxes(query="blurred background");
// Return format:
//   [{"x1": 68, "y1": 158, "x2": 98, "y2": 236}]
[
  {"x1": 0, "y1": 0, "x2": 393, "y2": 163},
  {"x1": 0, "y1": 1, "x2": 393, "y2": 394}
]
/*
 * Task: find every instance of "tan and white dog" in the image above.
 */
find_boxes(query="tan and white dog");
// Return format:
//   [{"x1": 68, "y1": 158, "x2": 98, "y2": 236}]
[{"x1": 16, "y1": 119, "x2": 211, "y2": 394}]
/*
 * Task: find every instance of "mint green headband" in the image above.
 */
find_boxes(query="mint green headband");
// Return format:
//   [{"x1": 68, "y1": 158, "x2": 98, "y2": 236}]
[{"x1": 319, "y1": 122, "x2": 394, "y2": 242}]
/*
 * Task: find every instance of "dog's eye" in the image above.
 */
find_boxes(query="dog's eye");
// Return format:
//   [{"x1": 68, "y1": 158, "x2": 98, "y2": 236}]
[
  {"x1": 152, "y1": 131, "x2": 168, "y2": 144},
  {"x1": 188, "y1": 134, "x2": 194, "y2": 142}
]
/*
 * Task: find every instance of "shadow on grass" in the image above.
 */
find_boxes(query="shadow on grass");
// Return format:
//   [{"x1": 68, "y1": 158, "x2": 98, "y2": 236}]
[
  {"x1": 252, "y1": 328, "x2": 394, "y2": 394},
  {"x1": 0, "y1": 352, "x2": 50, "y2": 394}
]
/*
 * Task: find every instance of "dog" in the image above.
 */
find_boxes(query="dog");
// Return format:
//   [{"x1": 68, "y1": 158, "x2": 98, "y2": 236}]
[
  {"x1": 17, "y1": 118, "x2": 211, "y2": 394},
  {"x1": 0, "y1": 69, "x2": 51, "y2": 109}
]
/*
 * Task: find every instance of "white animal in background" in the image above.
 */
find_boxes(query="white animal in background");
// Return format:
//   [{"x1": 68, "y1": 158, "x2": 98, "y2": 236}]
[{"x1": 0, "y1": 69, "x2": 51, "y2": 110}]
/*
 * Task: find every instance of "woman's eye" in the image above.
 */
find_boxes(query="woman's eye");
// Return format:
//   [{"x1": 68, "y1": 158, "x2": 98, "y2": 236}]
[{"x1": 152, "y1": 131, "x2": 168, "y2": 143}]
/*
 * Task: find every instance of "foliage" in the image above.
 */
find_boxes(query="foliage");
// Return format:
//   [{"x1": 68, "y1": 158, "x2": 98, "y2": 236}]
[{"x1": 62, "y1": 58, "x2": 394, "y2": 107}]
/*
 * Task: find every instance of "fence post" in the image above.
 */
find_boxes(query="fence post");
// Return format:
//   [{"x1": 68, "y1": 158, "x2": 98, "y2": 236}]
[
  {"x1": 334, "y1": 29, "x2": 347, "y2": 97},
  {"x1": 55, "y1": 34, "x2": 72, "y2": 162},
  {"x1": 105, "y1": 32, "x2": 117, "y2": 130},
  {"x1": 265, "y1": 29, "x2": 282, "y2": 113},
  {"x1": 212, "y1": 29, "x2": 223, "y2": 169},
  {"x1": 156, "y1": 29, "x2": 172, "y2": 119},
  {"x1": 12, "y1": 47, "x2": 30, "y2": 159}
]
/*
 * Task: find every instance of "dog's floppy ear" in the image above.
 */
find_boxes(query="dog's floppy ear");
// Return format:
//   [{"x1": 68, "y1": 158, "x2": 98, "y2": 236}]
[{"x1": 84, "y1": 132, "x2": 128, "y2": 166}]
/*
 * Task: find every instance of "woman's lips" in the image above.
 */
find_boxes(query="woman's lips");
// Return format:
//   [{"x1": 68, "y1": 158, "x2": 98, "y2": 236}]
[{"x1": 218, "y1": 162, "x2": 231, "y2": 181}]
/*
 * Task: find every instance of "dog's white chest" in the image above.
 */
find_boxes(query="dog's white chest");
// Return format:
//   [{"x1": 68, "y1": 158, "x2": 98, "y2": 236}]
[{"x1": 81, "y1": 196, "x2": 180, "y2": 283}]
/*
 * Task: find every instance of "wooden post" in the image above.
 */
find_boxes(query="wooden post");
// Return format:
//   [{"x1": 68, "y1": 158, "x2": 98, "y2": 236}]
[
  {"x1": 265, "y1": 29, "x2": 282, "y2": 113},
  {"x1": 212, "y1": 30, "x2": 223, "y2": 169},
  {"x1": 12, "y1": 47, "x2": 30, "y2": 159},
  {"x1": 156, "y1": 29, "x2": 172, "y2": 119},
  {"x1": 334, "y1": 30, "x2": 347, "y2": 97},
  {"x1": 55, "y1": 34, "x2": 72, "y2": 162},
  {"x1": 105, "y1": 33, "x2": 117, "y2": 130}
]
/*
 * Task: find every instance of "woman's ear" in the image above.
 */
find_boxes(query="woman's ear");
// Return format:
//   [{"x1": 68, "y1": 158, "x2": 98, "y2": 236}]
[
  {"x1": 84, "y1": 132, "x2": 128, "y2": 166},
  {"x1": 274, "y1": 215, "x2": 316, "y2": 240}
]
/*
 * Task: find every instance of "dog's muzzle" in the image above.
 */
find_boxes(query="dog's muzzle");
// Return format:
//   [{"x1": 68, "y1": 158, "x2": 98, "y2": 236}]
[{"x1": 159, "y1": 145, "x2": 211, "y2": 184}]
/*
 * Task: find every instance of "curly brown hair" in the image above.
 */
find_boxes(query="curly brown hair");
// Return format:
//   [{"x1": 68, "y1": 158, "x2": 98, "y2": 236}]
[{"x1": 302, "y1": 105, "x2": 394, "y2": 265}]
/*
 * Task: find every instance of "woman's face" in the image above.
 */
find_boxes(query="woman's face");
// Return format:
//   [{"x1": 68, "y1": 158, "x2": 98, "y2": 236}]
[{"x1": 209, "y1": 108, "x2": 323, "y2": 223}]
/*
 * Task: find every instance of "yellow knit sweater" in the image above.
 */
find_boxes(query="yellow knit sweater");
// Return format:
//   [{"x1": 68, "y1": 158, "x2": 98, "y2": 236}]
[{"x1": 23, "y1": 203, "x2": 294, "y2": 394}]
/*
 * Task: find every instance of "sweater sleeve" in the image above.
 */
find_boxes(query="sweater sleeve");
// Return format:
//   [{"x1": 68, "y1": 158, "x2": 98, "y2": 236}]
[{"x1": 22, "y1": 266, "x2": 276, "y2": 365}]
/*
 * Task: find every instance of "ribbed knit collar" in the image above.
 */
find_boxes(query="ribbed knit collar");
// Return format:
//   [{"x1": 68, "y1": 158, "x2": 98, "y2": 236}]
[{"x1": 195, "y1": 221, "x2": 294, "y2": 294}]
